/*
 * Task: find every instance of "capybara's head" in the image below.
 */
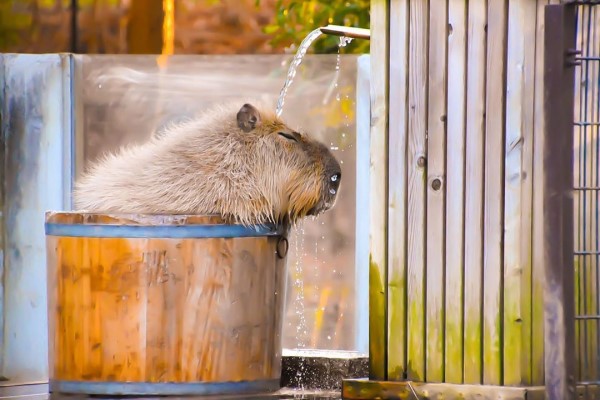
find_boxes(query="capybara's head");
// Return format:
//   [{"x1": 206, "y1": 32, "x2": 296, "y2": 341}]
[{"x1": 236, "y1": 103, "x2": 342, "y2": 224}]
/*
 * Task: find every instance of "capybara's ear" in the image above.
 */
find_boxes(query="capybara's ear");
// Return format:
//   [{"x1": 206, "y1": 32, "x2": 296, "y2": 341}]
[{"x1": 236, "y1": 103, "x2": 261, "y2": 132}]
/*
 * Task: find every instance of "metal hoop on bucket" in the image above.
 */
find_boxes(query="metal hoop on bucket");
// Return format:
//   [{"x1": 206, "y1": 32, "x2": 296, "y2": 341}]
[
  {"x1": 49, "y1": 379, "x2": 281, "y2": 396},
  {"x1": 45, "y1": 221, "x2": 284, "y2": 238}
]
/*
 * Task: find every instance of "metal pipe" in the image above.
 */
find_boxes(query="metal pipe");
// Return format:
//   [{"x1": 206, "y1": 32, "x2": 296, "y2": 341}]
[{"x1": 319, "y1": 25, "x2": 370, "y2": 40}]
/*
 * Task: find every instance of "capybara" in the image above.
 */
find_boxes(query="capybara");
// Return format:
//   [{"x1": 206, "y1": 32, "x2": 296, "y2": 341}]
[{"x1": 73, "y1": 101, "x2": 342, "y2": 226}]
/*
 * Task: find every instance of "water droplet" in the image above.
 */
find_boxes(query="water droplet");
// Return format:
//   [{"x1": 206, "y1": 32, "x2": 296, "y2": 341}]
[
  {"x1": 329, "y1": 188, "x2": 336, "y2": 195},
  {"x1": 327, "y1": 335, "x2": 332, "y2": 340}
]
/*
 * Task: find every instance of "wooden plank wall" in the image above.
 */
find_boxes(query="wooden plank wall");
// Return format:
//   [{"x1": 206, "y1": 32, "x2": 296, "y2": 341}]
[{"x1": 372, "y1": 0, "x2": 561, "y2": 386}]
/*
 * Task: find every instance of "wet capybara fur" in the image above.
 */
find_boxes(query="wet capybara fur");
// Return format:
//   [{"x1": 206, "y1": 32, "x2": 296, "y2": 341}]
[{"x1": 73, "y1": 101, "x2": 342, "y2": 226}]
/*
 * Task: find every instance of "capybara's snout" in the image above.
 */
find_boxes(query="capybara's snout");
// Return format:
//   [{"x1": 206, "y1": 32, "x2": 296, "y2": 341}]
[{"x1": 307, "y1": 146, "x2": 342, "y2": 217}]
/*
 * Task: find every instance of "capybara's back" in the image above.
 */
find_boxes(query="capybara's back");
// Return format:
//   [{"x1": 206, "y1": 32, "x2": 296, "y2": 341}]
[{"x1": 73, "y1": 101, "x2": 342, "y2": 225}]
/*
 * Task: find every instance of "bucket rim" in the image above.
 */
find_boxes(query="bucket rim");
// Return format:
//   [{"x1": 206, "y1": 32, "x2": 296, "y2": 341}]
[
  {"x1": 44, "y1": 212, "x2": 285, "y2": 238},
  {"x1": 49, "y1": 379, "x2": 281, "y2": 396},
  {"x1": 44, "y1": 222, "x2": 284, "y2": 238}
]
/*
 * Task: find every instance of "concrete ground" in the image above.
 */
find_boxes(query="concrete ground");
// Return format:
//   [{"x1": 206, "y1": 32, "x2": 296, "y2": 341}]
[{"x1": 0, "y1": 383, "x2": 343, "y2": 400}]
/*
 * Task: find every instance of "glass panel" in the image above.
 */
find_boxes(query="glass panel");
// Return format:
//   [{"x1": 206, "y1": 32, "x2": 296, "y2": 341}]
[{"x1": 74, "y1": 53, "x2": 359, "y2": 351}]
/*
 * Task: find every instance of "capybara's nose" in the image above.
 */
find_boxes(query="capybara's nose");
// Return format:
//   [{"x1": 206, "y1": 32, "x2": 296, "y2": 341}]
[{"x1": 328, "y1": 172, "x2": 341, "y2": 195}]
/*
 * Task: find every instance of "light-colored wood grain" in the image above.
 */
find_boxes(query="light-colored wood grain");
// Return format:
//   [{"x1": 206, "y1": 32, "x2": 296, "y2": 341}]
[
  {"x1": 463, "y1": 0, "x2": 487, "y2": 384},
  {"x1": 406, "y1": 0, "x2": 428, "y2": 382},
  {"x1": 445, "y1": 0, "x2": 467, "y2": 384},
  {"x1": 425, "y1": 0, "x2": 447, "y2": 384},
  {"x1": 503, "y1": 0, "x2": 537, "y2": 386},
  {"x1": 530, "y1": 0, "x2": 548, "y2": 385},
  {"x1": 483, "y1": 0, "x2": 507, "y2": 385},
  {"x1": 387, "y1": 0, "x2": 409, "y2": 382},
  {"x1": 46, "y1": 213, "x2": 286, "y2": 383},
  {"x1": 369, "y1": 0, "x2": 389, "y2": 381}
]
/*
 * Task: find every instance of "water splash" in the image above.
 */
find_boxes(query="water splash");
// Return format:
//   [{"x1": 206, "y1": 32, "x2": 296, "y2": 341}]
[
  {"x1": 293, "y1": 222, "x2": 308, "y2": 346},
  {"x1": 276, "y1": 28, "x2": 324, "y2": 117},
  {"x1": 339, "y1": 36, "x2": 354, "y2": 48},
  {"x1": 291, "y1": 222, "x2": 309, "y2": 389}
]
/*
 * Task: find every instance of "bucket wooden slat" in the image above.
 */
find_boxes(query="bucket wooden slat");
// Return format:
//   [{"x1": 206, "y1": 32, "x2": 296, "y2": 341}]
[{"x1": 45, "y1": 212, "x2": 287, "y2": 396}]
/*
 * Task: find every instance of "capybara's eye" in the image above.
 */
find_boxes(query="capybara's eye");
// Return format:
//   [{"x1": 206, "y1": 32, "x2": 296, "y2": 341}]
[
  {"x1": 331, "y1": 173, "x2": 341, "y2": 183},
  {"x1": 278, "y1": 132, "x2": 298, "y2": 142}
]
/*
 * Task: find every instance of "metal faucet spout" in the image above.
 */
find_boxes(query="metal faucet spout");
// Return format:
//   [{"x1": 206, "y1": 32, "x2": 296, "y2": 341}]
[{"x1": 319, "y1": 25, "x2": 370, "y2": 40}]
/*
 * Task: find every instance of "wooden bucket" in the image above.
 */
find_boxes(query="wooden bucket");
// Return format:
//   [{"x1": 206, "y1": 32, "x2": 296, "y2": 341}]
[{"x1": 44, "y1": 212, "x2": 289, "y2": 396}]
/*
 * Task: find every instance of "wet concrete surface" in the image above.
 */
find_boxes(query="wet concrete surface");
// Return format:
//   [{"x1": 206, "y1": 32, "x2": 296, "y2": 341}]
[
  {"x1": 0, "y1": 352, "x2": 365, "y2": 400},
  {"x1": 0, "y1": 383, "x2": 343, "y2": 400}
]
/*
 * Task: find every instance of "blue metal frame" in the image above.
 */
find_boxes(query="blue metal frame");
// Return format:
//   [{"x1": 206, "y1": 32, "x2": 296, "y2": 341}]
[
  {"x1": 49, "y1": 379, "x2": 281, "y2": 396},
  {"x1": 45, "y1": 222, "x2": 283, "y2": 238}
]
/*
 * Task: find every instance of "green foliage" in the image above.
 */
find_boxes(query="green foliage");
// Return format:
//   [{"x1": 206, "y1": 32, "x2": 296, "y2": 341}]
[
  {"x1": 0, "y1": 0, "x2": 32, "y2": 50},
  {"x1": 261, "y1": 0, "x2": 370, "y2": 54}
]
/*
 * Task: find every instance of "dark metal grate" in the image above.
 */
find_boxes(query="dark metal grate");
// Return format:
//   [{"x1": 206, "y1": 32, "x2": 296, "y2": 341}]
[{"x1": 573, "y1": 0, "x2": 600, "y2": 392}]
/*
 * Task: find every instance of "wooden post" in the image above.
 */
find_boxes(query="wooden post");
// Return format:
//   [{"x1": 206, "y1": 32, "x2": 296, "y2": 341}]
[
  {"x1": 543, "y1": 4, "x2": 577, "y2": 400},
  {"x1": 369, "y1": 0, "x2": 389, "y2": 382},
  {"x1": 425, "y1": 0, "x2": 448, "y2": 384},
  {"x1": 444, "y1": 0, "x2": 467, "y2": 385},
  {"x1": 503, "y1": 0, "x2": 537, "y2": 386},
  {"x1": 387, "y1": 0, "x2": 408, "y2": 382},
  {"x1": 483, "y1": 0, "x2": 508, "y2": 386},
  {"x1": 463, "y1": 0, "x2": 487, "y2": 384},
  {"x1": 406, "y1": 0, "x2": 428, "y2": 382}
]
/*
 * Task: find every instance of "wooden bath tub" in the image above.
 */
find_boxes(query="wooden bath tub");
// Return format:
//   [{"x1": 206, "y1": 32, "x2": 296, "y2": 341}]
[{"x1": 44, "y1": 212, "x2": 289, "y2": 396}]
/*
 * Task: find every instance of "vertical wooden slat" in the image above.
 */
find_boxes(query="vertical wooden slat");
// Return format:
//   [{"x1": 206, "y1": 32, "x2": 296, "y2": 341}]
[
  {"x1": 445, "y1": 0, "x2": 467, "y2": 384},
  {"x1": 483, "y1": 0, "x2": 507, "y2": 386},
  {"x1": 387, "y1": 0, "x2": 409, "y2": 382},
  {"x1": 369, "y1": 0, "x2": 389, "y2": 381},
  {"x1": 531, "y1": 0, "x2": 549, "y2": 386},
  {"x1": 425, "y1": 0, "x2": 447, "y2": 384},
  {"x1": 406, "y1": 0, "x2": 428, "y2": 382},
  {"x1": 463, "y1": 0, "x2": 487, "y2": 384},
  {"x1": 503, "y1": 0, "x2": 537, "y2": 386},
  {"x1": 517, "y1": 0, "x2": 538, "y2": 386},
  {"x1": 543, "y1": 4, "x2": 577, "y2": 399}
]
